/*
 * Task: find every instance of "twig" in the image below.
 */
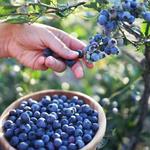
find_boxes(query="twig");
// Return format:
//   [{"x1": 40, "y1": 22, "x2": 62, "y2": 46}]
[
  {"x1": 109, "y1": 75, "x2": 141, "y2": 100},
  {"x1": 118, "y1": 25, "x2": 137, "y2": 47}
]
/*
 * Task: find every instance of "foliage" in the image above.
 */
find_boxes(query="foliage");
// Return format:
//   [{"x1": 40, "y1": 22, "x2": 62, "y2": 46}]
[{"x1": 0, "y1": 0, "x2": 150, "y2": 150}]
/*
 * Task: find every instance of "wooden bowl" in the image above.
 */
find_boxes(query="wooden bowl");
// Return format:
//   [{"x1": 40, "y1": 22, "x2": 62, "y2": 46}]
[{"x1": 0, "y1": 90, "x2": 106, "y2": 150}]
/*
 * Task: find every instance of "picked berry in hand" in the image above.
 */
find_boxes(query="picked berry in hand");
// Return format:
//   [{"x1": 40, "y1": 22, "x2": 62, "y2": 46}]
[{"x1": 3, "y1": 94, "x2": 99, "y2": 150}]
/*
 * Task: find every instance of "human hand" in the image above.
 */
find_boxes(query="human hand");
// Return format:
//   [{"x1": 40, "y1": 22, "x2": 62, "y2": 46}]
[{"x1": 0, "y1": 23, "x2": 93, "y2": 78}]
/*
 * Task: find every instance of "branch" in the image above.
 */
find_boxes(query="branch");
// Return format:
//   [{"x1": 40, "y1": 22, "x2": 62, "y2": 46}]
[
  {"x1": 118, "y1": 25, "x2": 137, "y2": 47},
  {"x1": 0, "y1": 1, "x2": 86, "y2": 17},
  {"x1": 127, "y1": 45, "x2": 150, "y2": 150}
]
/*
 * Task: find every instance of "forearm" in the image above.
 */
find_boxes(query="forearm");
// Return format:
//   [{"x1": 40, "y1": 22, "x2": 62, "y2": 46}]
[{"x1": 0, "y1": 23, "x2": 12, "y2": 58}]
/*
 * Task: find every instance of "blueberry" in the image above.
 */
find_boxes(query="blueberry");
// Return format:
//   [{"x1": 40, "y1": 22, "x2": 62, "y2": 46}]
[
  {"x1": 76, "y1": 115, "x2": 83, "y2": 122},
  {"x1": 100, "y1": 10, "x2": 109, "y2": 18},
  {"x1": 19, "y1": 133, "x2": 28, "y2": 142},
  {"x1": 41, "y1": 112, "x2": 49, "y2": 119},
  {"x1": 28, "y1": 99, "x2": 37, "y2": 106},
  {"x1": 5, "y1": 128, "x2": 14, "y2": 138},
  {"x1": 60, "y1": 118, "x2": 69, "y2": 125},
  {"x1": 10, "y1": 136, "x2": 19, "y2": 146},
  {"x1": 34, "y1": 140, "x2": 44, "y2": 148},
  {"x1": 92, "y1": 123, "x2": 99, "y2": 132},
  {"x1": 77, "y1": 99, "x2": 84, "y2": 105},
  {"x1": 42, "y1": 135, "x2": 50, "y2": 143},
  {"x1": 40, "y1": 107, "x2": 47, "y2": 112},
  {"x1": 83, "y1": 134, "x2": 92, "y2": 143},
  {"x1": 41, "y1": 96, "x2": 51, "y2": 106},
  {"x1": 47, "y1": 103, "x2": 58, "y2": 112},
  {"x1": 8, "y1": 116, "x2": 16, "y2": 122},
  {"x1": 46, "y1": 142, "x2": 55, "y2": 150},
  {"x1": 69, "y1": 115, "x2": 77, "y2": 123},
  {"x1": 68, "y1": 136, "x2": 75, "y2": 143},
  {"x1": 37, "y1": 118, "x2": 46, "y2": 128},
  {"x1": 17, "y1": 142, "x2": 29, "y2": 150},
  {"x1": 89, "y1": 116, "x2": 98, "y2": 123},
  {"x1": 76, "y1": 50, "x2": 84, "y2": 58},
  {"x1": 26, "y1": 111, "x2": 33, "y2": 117},
  {"x1": 36, "y1": 128, "x2": 45, "y2": 137},
  {"x1": 83, "y1": 119, "x2": 92, "y2": 129},
  {"x1": 60, "y1": 132, "x2": 68, "y2": 139},
  {"x1": 143, "y1": 11, "x2": 150, "y2": 22},
  {"x1": 59, "y1": 146, "x2": 68, "y2": 150},
  {"x1": 52, "y1": 133, "x2": 61, "y2": 139},
  {"x1": 62, "y1": 140, "x2": 69, "y2": 146},
  {"x1": 53, "y1": 120, "x2": 61, "y2": 129},
  {"x1": 55, "y1": 129, "x2": 62, "y2": 134},
  {"x1": 76, "y1": 140, "x2": 85, "y2": 149},
  {"x1": 47, "y1": 113, "x2": 57, "y2": 123},
  {"x1": 28, "y1": 147, "x2": 34, "y2": 150},
  {"x1": 16, "y1": 118, "x2": 23, "y2": 126},
  {"x1": 52, "y1": 94, "x2": 59, "y2": 99},
  {"x1": 68, "y1": 143, "x2": 77, "y2": 150},
  {"x1": 4, "y1": 120, "x2": 14, "y2": 129},
  {"x1": 54, "y1": 138, "x2": 62, "y2": 147},
  {"x1": 66, "y1": 126, "x2": 75, "y2": 135},
  {"x1": 43, "y1": 48, "x2": 53, "y2": 57},
  {"x1": 30, "y1": 117, "x2": 37, "y2": 123},
  {"x1": 63, "y1": 108, "x2": 74, "y2": 117},
  {"x1": 60, "y1": 95, "x2": 67, "y2": 101},
  {"x1": 14, "y1": 128, "x2": 21, "y2": 136},
  {"x1": 31, "y1": 104, "x2": 40, "y2": 112},
  {"x1": 9, "y1": 109, "x2": 17, "y2": 116},
  {"x1": 90, "y1": 53, "x2": 100, "y2": 62},
  {"x1": 24, "y1": 106, "x2": 31, "y2": 111},
  {"x1": 34, "y1": 111, "x2": 40, "y2": 118},
  {"x1": 65, "y1": 60, "x2": 77, "y2": 67},
  {"x1": 98, "y1": 15, "x2": 108, "y2": 25},
  {"x1": 28, "y1": 131, "x2": 36, "y2": 140},
  {"x1": 110, "y1": 47, "x2": 119, "y2": 55},
  {"x1": 20, "y1": 112, "x2": 30, "y2": 123},
  {"x1": 20, "y1": 124, "x2": 31, "y2": 133},
  {"x1": 75, "y1": 128, "x2": 83, "y2": 137}
]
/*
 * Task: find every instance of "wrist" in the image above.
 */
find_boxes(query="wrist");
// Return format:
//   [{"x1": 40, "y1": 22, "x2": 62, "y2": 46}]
[{"x1": 0, "y1": 23, "x2": 12, "y2": 58}]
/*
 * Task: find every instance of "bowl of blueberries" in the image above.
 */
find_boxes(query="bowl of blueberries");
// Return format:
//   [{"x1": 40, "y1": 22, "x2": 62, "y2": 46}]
[{"x1": 0, "y1": 90, "x2": 106, "y2": 150}]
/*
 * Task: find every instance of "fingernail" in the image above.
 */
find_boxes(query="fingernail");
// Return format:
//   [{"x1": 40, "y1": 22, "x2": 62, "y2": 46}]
[{"x1": 71, "y1": 51, "x2": 79, "y2": 57}]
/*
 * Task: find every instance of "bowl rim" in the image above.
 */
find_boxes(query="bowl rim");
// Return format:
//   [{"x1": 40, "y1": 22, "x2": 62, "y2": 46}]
[{"x1": 0, "y1": 90, "x2": 106, "y2": 150}]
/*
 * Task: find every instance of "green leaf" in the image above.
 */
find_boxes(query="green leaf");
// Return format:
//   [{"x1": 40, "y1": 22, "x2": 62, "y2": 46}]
[
  {"x1": 0, "y1": 5, "x2": 17, "y2": 16},
  {"x1": 141, "y1": 22, "x2": 150, "y2": 36},
  {"x1": 4, "y1": 15, "x2": 30, "y2": 24}
]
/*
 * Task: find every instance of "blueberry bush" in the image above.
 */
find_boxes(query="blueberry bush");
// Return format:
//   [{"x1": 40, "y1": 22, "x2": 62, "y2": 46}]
[{"x1": 0, "y1": 0, "x2": 150, "y2": 149}]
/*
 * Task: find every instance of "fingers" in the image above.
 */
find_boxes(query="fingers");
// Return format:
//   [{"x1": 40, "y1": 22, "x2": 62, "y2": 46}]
[
  {"x1": 32, "y1": 56, "x2": 48, "y2": 70},
  {"x1": 71, "y1": 62, "x2": 84, "y2": 79},
  {"x1": 42, "y1": 30, "x2": 79, "y2": 60},
  {"x1": 47, "y1": 27, "x2": 94, "y2": 69},
  {"x1": 45, "y1": 56, "x2": 66, "y2": 72}
]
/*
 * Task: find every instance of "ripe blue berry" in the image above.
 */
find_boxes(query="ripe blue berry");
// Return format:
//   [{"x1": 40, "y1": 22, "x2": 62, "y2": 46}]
[
  {"x1": 83, "y1": 134, "x2": 92, "y2": 143},
  {"x1": 42, "y1": 135, "x2": 50, "y2": 143},
  {"x1": 143, "y1": 11, "x2": 150, "y2": 22},
  {"x1": 4, "y1": 120, "x2": 14, "y2": 129},
  {"x1": 68, "y1": 143, "x2": 77, "y2": 150},
  {"x1": 20, "y1": 112, "x2": 30, "y2": 123},
  {"x1": 54, "y1": 138, "x2": 62, "y2": 147},
  {"x1": 76, "y1": 140, "x2": 85, "y2": 149},
  {"x1": 47, "y1": 103, "x2": 58, "y2": 112},
  {"x1": 75, "y1": 128, "x2": 83, "y2": 137},
  {"x1": 59, "y1": 145, "x2": 68, "y2": 150},
  {"x1": 34, "y1": 140, "x2": 45, "y2": 148},
  {"x1": 37, "y1": 118, "x2": 46, "y2": 128},
  {"x1": 10, "y1": 136, "x2": 19, "y2": 146},
  {"x1": 17, "y1": 142, "x2": 29, "y2": 150}
]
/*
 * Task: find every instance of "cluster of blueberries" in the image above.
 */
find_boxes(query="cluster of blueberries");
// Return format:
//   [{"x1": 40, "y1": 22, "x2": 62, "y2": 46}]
[
  {"x1": 85, "y1": 33, "x2": 119, "y2": 62},
  {"x1": 3, "y1": 94, "x2": 99, "y2": 150},
  {"x1": 98, "y1": 0, "x2": 150, "y2": 33}
]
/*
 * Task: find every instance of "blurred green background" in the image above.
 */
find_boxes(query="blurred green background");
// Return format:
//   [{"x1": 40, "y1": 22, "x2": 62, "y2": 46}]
[{"x1": 0, "y1": 0, "x2": 150, "y2": 149}]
